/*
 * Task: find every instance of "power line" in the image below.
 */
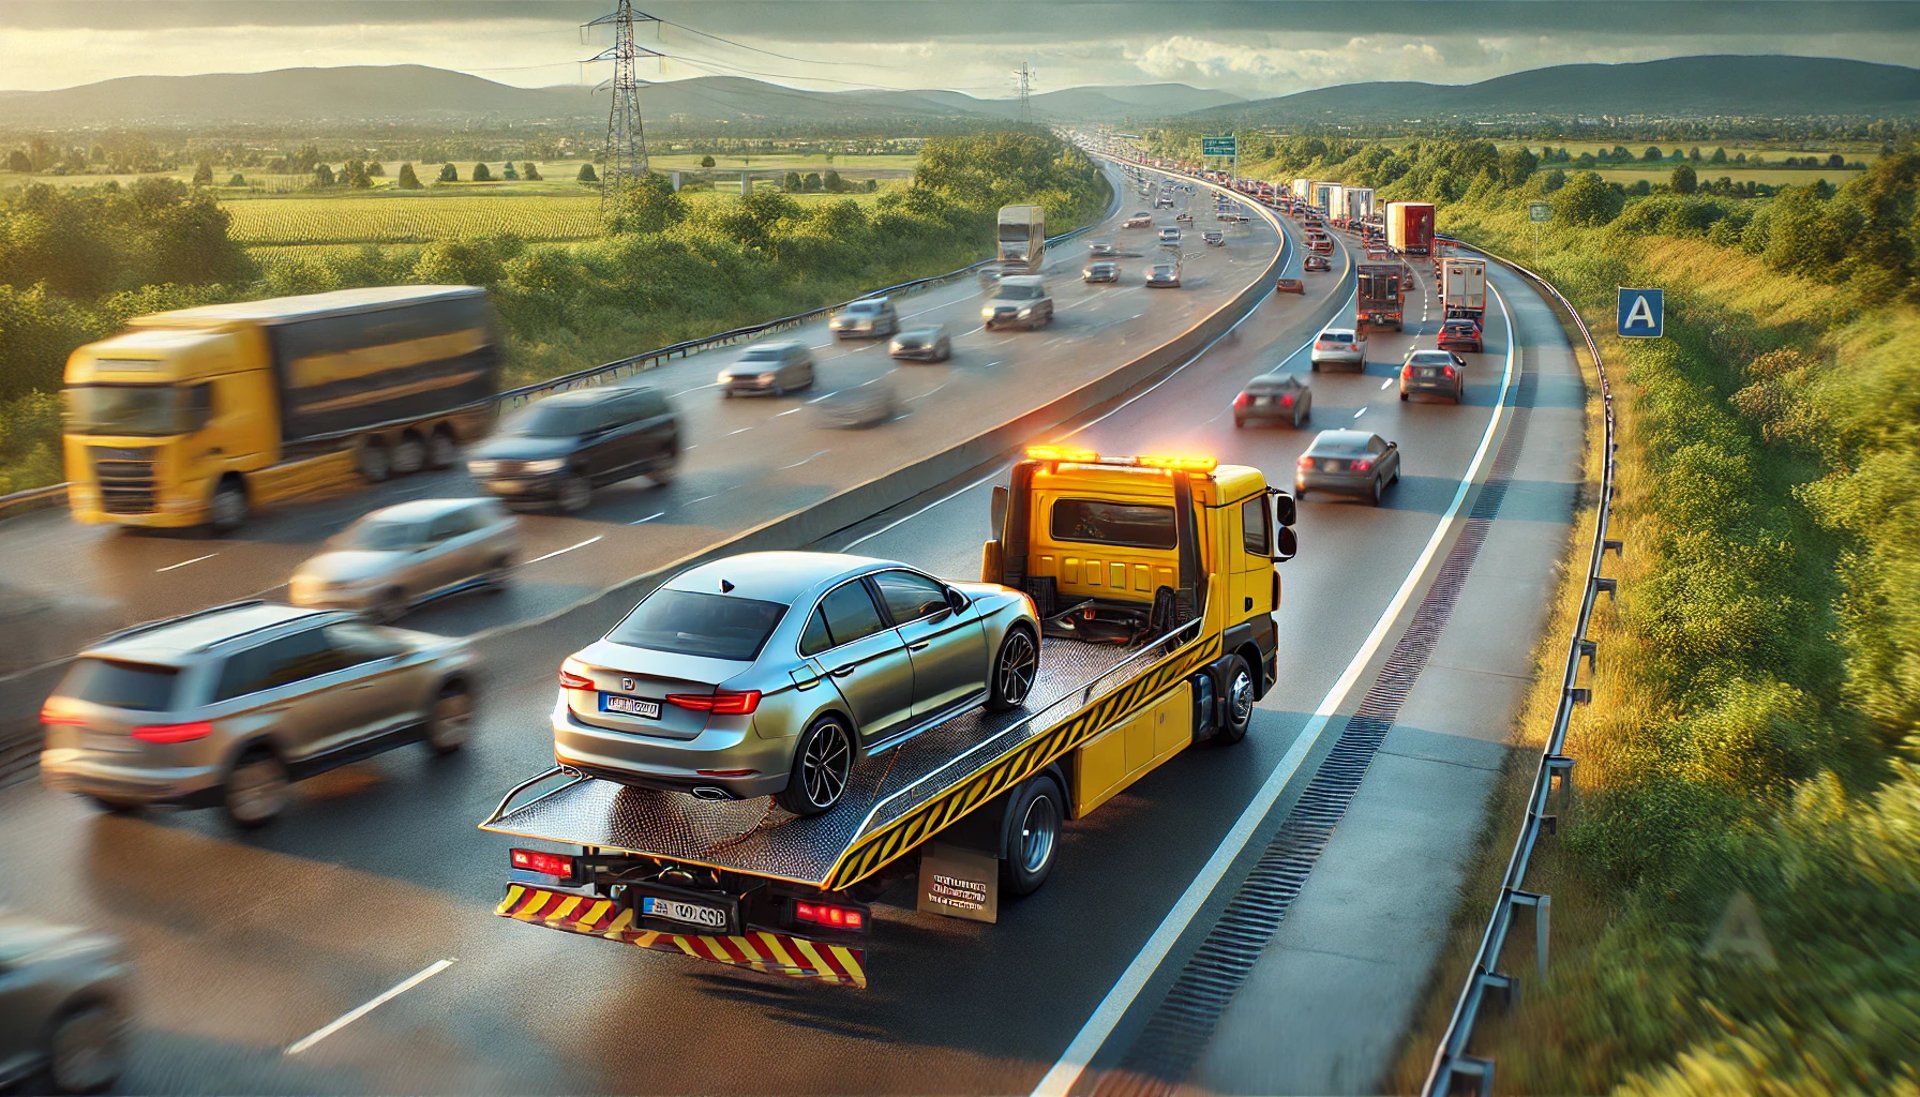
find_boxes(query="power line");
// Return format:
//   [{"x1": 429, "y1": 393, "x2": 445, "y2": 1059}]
[
  {"x1": 582, "y1": 0, "x2": 660, "y2": 209},
  {"x1": 654, "y1": 18, "x2": 863, "y2": 67}
]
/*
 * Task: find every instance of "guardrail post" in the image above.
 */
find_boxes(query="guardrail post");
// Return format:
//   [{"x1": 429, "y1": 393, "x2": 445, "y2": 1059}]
[
  {"x1": 1510, "y1": 890, "x2": 1551, "y2": 978},
  {"x1": 1545, "y1": 755, "x2": 1575, "y2": 826},
  {"x1": 1592, "y1": 576, "x2": 1618, "y2": 601},
  {"x1": 1602, "y1": 538, "x2": 1623, "y2": 557},
  {"x1": 1577, "y1": 638, "x2": 1597, "y2": 672},
  {"x1": 1443, "y1": 1056, "x2": 1496, "y2": 1097},
  {"x1": 1567, "y1": 685, "x2": 1592, "y2": 705}
]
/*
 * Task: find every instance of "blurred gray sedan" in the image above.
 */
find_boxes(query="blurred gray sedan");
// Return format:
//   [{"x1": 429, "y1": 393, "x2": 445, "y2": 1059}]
[
  {"x1": 0, "y1": 914, "x2": 131, "y2": 1093},
  {"x1": 1295, "y1": 429, "x2": 1402, "y2": 505},
  {"x1": 552, "y1": 552, "x2": 1040, "y2": 815},
  {"x1": 1088, "y1": 239, "x2": 1117, "y2": 257},
  {"x1": 290, "y1": 498, "x2": 517, "y2": 622},
  {"x1": 1083, "y1": 260, "x2": 1120, "y2": 284},
  {"x1": 888, "y1": 325, "x2": 951, "y2": 362}
]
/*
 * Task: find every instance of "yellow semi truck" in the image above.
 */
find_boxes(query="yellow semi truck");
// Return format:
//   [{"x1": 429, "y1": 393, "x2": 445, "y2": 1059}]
[
  {"x1": 62, "y1": 285, "x2": 501, "y2": 532},
  {"x1": 481, "y1": 445, "x2": 1297, "y2": 987}
]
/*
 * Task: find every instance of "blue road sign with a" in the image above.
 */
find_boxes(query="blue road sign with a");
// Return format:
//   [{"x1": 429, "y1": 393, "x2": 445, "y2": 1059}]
[
  {"x1": 1202, "y1": 136, "x2": 1237, "y2": 157},
  {"x1": 1617, "y1": 287, "x2": 1663, "y2": 338}
]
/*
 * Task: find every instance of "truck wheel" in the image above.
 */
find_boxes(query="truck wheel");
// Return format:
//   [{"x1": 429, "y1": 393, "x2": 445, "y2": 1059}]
[
  {"x1": 426, "y1": 427, "x2": 458, "y2": 470},
  {"x1": 359, "y1": 439, "x2": 393, "y2": 483},
  {"x1": 223, "y1": 747, "x2": 288, "y2": 829},
  {"x1": 424, "y1": 682, "x2": 472, "y2": 755},
  {"x1": 1213, "y1": 655, "x2": 1255, "y2": 745},
  {"x1": 986, "y1": 627, "x2": 1038, "y2": 711},
  {"x1": 208, "y1": 478, "x2": 248, "y2": 535},
  {"x1": 393, "y1": 431, "x2": 427, "y2": 475},
  {"x1": 1000, "y1": 775, "x2": 1063, "y2": 897},
  {"x1": 777, "y1": 717, "x2": 854, "y2": 816},
  {"x1": 47, "y1": 1000, "x2": 125, "y2": 1094}
]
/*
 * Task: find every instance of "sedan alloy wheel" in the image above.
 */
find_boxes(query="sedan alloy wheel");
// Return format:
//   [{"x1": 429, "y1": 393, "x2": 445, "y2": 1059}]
[{"x1": 779, "y1": 718, "x2": 854, "y2": 815}]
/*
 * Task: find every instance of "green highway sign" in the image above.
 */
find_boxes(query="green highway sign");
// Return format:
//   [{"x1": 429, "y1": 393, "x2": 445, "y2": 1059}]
[
  {"x1": 1529, "y1": 202, "x2": 1553, "y2": 222},
  {"x1": 1202, "y1": 136, "x2": 1237, "y2": 157}
]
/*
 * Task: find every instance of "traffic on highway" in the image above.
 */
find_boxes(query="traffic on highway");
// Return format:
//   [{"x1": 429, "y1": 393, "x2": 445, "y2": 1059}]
[{"x1": 0, "y1": 88, "x2": 1598, "y2": 1096}]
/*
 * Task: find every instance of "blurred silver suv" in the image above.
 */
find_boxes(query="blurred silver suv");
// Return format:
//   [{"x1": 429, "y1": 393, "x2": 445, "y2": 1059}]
[{"x1": 40, "y1": 601, "x2": 477, "y2": 827}]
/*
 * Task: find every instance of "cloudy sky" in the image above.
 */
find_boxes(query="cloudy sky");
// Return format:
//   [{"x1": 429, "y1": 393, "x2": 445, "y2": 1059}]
[{"x1": 0, "y1": 1, "x2": 1914, "y2": 97}]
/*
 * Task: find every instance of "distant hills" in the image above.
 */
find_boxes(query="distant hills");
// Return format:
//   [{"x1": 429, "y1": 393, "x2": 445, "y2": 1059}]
[
  {"x1": 1182, "y1": 56, "x2": 1920, "y2": 125},
  {"x1": 0, "y1": 65, "x2": 1239, "y2": 129},
  {"x1": 0, "y1": 55, "x2": 1911, "y2": 131}
]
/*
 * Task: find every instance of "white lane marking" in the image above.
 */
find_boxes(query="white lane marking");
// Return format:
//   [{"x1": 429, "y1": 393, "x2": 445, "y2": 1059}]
[
  {"x1": 1030, "y1": 269, "x2": 1522, "y2": 1097},
  {"x1": 686, "y1": 494, "x2": 717, "y2": 505},
  {"x1": 909, "y1": 381, "x2": 949, "y2": 402},
  {"x1": 806, "y1": 390, "x2": 841, "y2": 404},
  {"x1": 777, "y1": 406, "x2": 806, "y2": 416},
  {"x1": 525, "y1": 536, "x2": 602, "y2": 565},
  {"x1": 964, "y1": 325, "x2": 985, "y2": 336},
  {"x1": 858, "y1": 375, "x2": 887, "y2": 387},
  {"x1": 671, "y1": 382, "x2": 719, "y2": 397},
  {"x1": 781, "y1": 449, "x2": 829, "y2": 470},
  {"x1": 982, "y1": 360, "x2": 1005, "y2": 370},
  {"x1": 1381, "y1": 378, "x2": 1394, "y2": 390},
  {"x1": 811, "y1": 341, "x2": 836, "y2": 349},
  {"x1": 726, "y1": 427, "x2": 753, "y2": 436},
  {"x1": 1353, "y1": 406, "x2": 1368, "y2": 419},
  {"x1": 286, "y1": 959, "x2": 455, "y2": 1056},
  {"x1": 156, "y1": 553, "x2": 217, "y2": 573},
  {"x1": 629, "y1": 512, "x2": 666, "y2": 525},
  {"x1": 684, "y1": 444, "x2": 698, "y2": 451}
]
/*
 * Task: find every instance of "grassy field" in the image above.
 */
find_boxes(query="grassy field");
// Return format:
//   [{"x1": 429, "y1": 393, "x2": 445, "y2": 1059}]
[
  {"x1": 1585, "y1": 165, "x2": 1865, "y2": 186},
  {"x1": 1520, "y1": 140, "x2": 1882, "y2": 163}
]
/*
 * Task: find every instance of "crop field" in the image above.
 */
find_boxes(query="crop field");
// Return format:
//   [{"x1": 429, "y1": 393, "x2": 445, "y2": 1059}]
[{"x1": 225, "y1": 194, "x2": 604, "y2": 244}]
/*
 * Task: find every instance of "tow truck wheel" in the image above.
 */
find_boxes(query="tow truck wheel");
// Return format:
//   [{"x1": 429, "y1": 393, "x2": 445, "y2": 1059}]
[
  {"x1": 778, "y1": 717, "x2": 854, "y2": 816},
  {"x1": 426, "y1": 427, "x2": 459, "y2": 470},
  {"x1": 393, "y1": 431, "x2": 427, "y2": 475},
  {"x1": 1001, "y1": 775, "x2": 1063, "y2": 896},
  {"x1": 1214, "y1": 655, "x2": 1255, "y2": 745}
]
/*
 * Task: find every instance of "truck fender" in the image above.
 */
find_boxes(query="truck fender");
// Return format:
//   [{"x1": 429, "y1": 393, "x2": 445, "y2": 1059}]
[{"x1": 1220, "y1": 617, "x2": 1277, "y2": 698}]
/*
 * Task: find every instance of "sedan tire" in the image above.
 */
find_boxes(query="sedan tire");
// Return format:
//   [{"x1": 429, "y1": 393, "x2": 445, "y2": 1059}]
[
  {"x1": 777, "y1": 717, "x2": 855, "y2": 816},
  {"x1": 425, "y1": 682, "x2": 472, "y2": 756},
  {"x1": 1371, "y1": 478, "x2": 1385, "y2": 506},
  {"x1": 986, "y1": 626, "x2": 1039, "y2": 711},
  {"x1": 223, "y1": 747, "x2": 288, "y2": 829}
]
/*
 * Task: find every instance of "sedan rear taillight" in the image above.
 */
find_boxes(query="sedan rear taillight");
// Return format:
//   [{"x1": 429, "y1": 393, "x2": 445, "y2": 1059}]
[
  {"x1": 1443, "y1": 366, "x2": 1457, "y2": 379},
  {"x1": 558, "y1": 669, "x2": 595, "y2": 691},
  {"x1": 39, "y1": 706, "x2": 85, "y2": 727},
  {"x1": 667, "y1": 690, "x2": 762, "y2": 715},
  {"x1": 1233, "y1": 393, "x2": 1250, "y2": 407},
  {"x1": 1280, "y1": 394, "x2": 1294, "y2": 407},
  {"x1": 1351, "y1": 460, "x2": 1373, "y2": 473},
  {"x1": 132, "y1": 721, "x2": 212, "y2": 744},
  {"x1": 1296, "y1": 455, "x2": 1315, "y2": 469}
]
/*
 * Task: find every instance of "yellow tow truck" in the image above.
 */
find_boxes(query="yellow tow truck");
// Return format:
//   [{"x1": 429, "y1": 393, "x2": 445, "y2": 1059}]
[{"x1": 480, "y1": 445, "x2": 1297, "y2": 988}]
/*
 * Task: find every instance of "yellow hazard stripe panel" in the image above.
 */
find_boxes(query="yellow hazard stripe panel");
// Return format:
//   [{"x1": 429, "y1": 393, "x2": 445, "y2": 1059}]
[
  {"x1": 495, "y1": 886, "x2": 867, "y2": 989},
  {"x1": 825, "y1": 635, "x2": 1222, "y2": 889}
]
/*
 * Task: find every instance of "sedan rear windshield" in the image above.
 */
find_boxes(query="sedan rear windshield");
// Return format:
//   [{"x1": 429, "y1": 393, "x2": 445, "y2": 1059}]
[
  {"x1": 1320, "y1": 333, "x2": 1354, "y2": 344},
  {"x1": 57, "y1": 658, "x2": 182, "y2": 712},
  {"x1": 608, "y1": 589, "x2": 787, "y2": 662}
]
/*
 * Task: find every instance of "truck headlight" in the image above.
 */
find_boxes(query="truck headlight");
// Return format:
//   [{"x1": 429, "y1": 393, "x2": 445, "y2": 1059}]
[{"x1": 522, "y1": 459, "x2": 565, "y2": 475}]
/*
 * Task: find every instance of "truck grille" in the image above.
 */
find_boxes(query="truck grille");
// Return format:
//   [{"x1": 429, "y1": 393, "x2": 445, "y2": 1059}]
[{"x1": 92, "y1": 447, "x2": 157, "y2": 514}]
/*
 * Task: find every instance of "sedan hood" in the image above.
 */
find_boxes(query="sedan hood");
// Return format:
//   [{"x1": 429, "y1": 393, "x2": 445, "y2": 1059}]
[
  {"x1": 466, "y1": 436, "x2": 579, "y2": 462},
  {"x1": 296, "y1": 549, "x2": 407, "y2": 585}
]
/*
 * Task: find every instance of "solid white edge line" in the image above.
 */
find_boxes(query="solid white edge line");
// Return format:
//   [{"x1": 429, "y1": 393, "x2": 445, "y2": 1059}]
[
  {"x1": 525, "y1": 535, "x2": 602, "y2": 565},
  {"x1": 155, "y1": 553, "x2": 218, "y2": 573},
  {"x1": 285, "y1": 959, "x2": 455, "y2": 1056},
  {"x1": 1029, "y1": 267, "x2": 1521, "y2": 1097}
]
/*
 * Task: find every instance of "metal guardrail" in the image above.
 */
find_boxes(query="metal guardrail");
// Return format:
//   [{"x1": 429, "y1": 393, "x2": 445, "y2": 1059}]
[
  {"x1": 1422, "y1": 235, "x2": 1619, "y2": 1097},
  {"x1": 0, "y1": 217, "x2": 1105, "y2": 517}
]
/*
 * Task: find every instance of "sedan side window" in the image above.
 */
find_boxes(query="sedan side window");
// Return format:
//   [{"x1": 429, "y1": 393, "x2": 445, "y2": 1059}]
[
  {"x1": 818, "y1": 581, "x2": 888, "y2": 647},
  {"x1": 799, "y1": 607, "x2": 834, "y2": 657},
  {"x1": 1369, "y1": 436, "x2": 1387, "y2": 456},
  {"x1": 873, "y1": 570, "x2": 950, "y2": 624},
  {"x1": 214, "y1": 629, "x2": 342, "y2": 700}
]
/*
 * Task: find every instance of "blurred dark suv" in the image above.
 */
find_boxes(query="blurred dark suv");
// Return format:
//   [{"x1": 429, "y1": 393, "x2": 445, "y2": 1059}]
[
  {"x1": 40, "y1": 601, "x2": 477, "y2": 827},
  {"x1": 467, "y1": 385, "x2": 680, "y2": 512}
]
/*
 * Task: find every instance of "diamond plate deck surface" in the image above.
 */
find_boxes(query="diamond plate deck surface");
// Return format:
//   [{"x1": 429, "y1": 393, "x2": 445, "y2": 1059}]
[{"x1": 483, "y1": 636, "x2": 1155, "y2": 887}]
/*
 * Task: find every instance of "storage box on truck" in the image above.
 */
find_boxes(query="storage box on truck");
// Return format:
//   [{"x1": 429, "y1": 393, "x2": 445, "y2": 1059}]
[
  {"x1": 996, "y1": 205, "x2": 1046, "y2": 274},
  {"x1": 62, "y1": 286, "x2": 501, "y2": 532},
  {"x1": 1441, "y1": 257, "x2": 1487, "y2": 320},
  {"x1": 1290, "y1": 178, "x2": 1312, "y2": 199},
  {"x1": 481, "y1": 445, "x2": 1299, "y2": 988},
  {"x1": 1343, "y1": 187, "x2": 1376, "y2": 222},
  {"x1": 1385, "y1": 201, "x2": 1436, "y2": 256},
  {"x1": 1356, "y1": 262, "x2": 1407, "y2": 331}
]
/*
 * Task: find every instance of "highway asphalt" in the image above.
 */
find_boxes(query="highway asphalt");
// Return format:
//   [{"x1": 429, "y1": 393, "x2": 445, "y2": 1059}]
[{"x1": 0, "y1": 197, "x2": 1584, "y2": 1094}]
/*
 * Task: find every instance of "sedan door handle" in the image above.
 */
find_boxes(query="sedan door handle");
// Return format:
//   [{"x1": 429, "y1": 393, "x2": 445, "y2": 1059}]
[
  {"x1": 908, "y1": 641, "x2": 931, "y2": 652},
  {"x1": 830, "y1": 665, "x2": 857, "y2": 678}
]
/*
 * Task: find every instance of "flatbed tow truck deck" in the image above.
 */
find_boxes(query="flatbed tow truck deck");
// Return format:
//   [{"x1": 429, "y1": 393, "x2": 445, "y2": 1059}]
[{"x1": 482, "y1": 629, "x2": 1188, "y2": 890}]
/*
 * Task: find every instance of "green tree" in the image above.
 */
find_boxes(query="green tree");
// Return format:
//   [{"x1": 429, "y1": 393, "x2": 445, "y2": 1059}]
[
  {"x1": 1556, "y1": 170, "x2": 1622, "y2": 226},
  {"x1": 1672, "y1": 163, "x2": 1699, "y2": 194},
  {"x1": 311, "y1": 163, "x2": 335, "y2": 187},
  {"x1": 1498, "y1": 145, "x2": 1539, "y2": 186},
  {"x1": 608, "y1": 172, "x2": 686, "y2": 234},
  {"x1": 502, "y1": 162, "x2": 519, "y2": 180},
  {"x1": 576, "y1": 162, "x2": 597, "y2": 183},
  {"x1": 191, "y1": 160, "x2": 213, "y2": 186},
  {"x1": 4, "y1": 150, "x2": 28, "y2": 172},
  {"x1": 823, "y1": 169, "x2": 844, "y2": 192},
  {"x1": 226, "y1": 173, "x2": 246, "y2": 187},
  {"x1": 1711, "y1": 147, "x2": 1729, "y2": 164},
  {"x1": 397, "y1": 162, "x2": 423, "y2": 189},
  {"x1": 472, "y1": 162, "x2": 493, "y2": 182},
  {"x1": 784, "y1": 170, "x2": 804, "y2": 192},
  {"x1": 438, "y1": 162, "x2": 459, "y2": 183},
  {"x1": 521, "y1": 162, "x2": 542, "y2": 181},
  {"x1": 1542, "y1": 168, "x2": 1567, "y2": 192},
  {"x1": 1688, "y1": 146, "x2": 1702, "y2": 162},
  {"x1": 1644, "y1": 146, "x2": 1664, "y2": 161},
  {"x1": 865, "y1": 178, "x2": 878, "y2": 192},
  {"x1": 700, "y1": 154, "x2": 716, "y2": 168},
  {"x1": 803, "y1": 172, "x2": 822, "y2": 192},
  {"x1": 412, "y1": 238, "x2": 507, "y2": 287},
  {"x1": 1827, "y1": 153, "x2": 1847, "y2": 170}
]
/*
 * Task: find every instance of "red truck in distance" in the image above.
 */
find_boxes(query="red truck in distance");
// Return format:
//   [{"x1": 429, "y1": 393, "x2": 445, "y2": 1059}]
[{"x1": 1386, "y1": 201, "x2": 1436, "y2": 256}]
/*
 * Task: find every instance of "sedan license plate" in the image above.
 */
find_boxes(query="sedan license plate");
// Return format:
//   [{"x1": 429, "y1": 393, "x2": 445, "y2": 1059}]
[
  {"x1": 1419, "y1": 366, "x2": 1439, "y2": 377},
  {"x1": 642, "y1": 895, "x2": 729, "y2": 930},
  {"x1": 1322, "y1": 459, "x2": 1343, "y2": 472},
  {"x1": 602, "y1": 694, "x2": 661, "y2": 718},
  {"x1": 1253, "y1": 396, "x2": 1271, "y2": 406}
]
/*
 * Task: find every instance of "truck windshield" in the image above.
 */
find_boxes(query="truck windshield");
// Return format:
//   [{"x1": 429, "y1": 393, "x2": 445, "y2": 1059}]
[
  {"x1": 63, "y1": 384, "x2": 208, "y2": 437},
  {"x1": 998, "y1": 224, "x2": 1034, "y2": 242},
  {"x1": 608, "y1": 589, "x2": 787, "y2": 662}
]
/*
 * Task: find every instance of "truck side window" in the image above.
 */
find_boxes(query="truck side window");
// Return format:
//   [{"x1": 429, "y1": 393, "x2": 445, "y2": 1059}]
[
  {"x1": 184, "y1": 383, "x2": 214, "y2": 432},
  {"x1": 1241, "y1": 497, "x2": 1271, "y2": 556}
]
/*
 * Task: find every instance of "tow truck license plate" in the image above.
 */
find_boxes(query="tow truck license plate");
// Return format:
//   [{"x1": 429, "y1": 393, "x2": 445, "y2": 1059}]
[
  {"x1": 642, "y1": 896, "x2": 729, "y2": 930},
  {"x1": 602, "y1": 694, "x2": 661, "y2": 718}
]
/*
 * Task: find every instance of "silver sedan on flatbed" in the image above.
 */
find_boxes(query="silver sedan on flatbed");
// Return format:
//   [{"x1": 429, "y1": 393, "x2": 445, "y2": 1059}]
[{"x1": 553, "y1": 552, "x2": 1041, "y2": 815}]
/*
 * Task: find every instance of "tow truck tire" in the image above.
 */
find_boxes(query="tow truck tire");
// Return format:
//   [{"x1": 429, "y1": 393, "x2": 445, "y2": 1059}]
[
  {"x1": 1214, "y1": 654, "x2": 1255, "y2": 745},
  {"x1": 1001, "y1": 774, "x2": 1063, "y2": 897}
]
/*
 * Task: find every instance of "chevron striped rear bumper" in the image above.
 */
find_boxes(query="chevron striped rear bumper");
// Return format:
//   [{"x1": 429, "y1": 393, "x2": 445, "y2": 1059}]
[{"x1": 495, "y1": 884, "x2": 868, "y2": 989}]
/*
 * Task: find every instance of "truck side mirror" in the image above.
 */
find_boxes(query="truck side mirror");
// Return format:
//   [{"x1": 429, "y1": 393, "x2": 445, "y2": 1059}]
[
  {"x1": 990, "y1": 485, "x2": 1008, "y2": 541},
  {"x1": 1274, "y1": 526, "x2": 1298, "y2": 562},
  {"x1": 1270, "y1": 490, "x2": 1297, "y2": 527}
]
